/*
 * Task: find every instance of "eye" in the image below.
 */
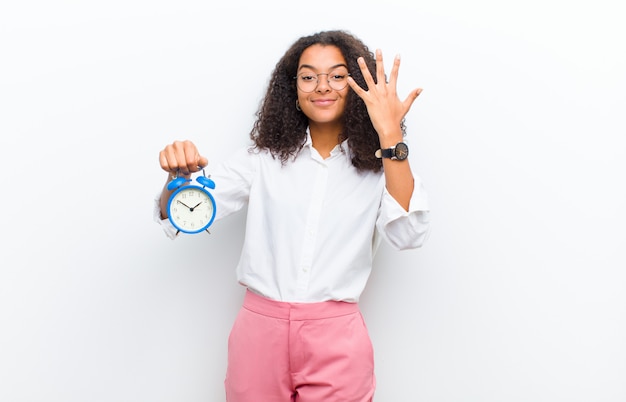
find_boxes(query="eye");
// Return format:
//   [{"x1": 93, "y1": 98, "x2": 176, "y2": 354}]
[
  {"x1": 329, "y1": 71, "x2": 348, "y2": 82},
  {"x1": 299, "y1": 73, "x2": 316, "y2": 82}
]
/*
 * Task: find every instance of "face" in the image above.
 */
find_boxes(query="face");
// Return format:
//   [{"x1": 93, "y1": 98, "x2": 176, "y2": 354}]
[{"x1": 296, "y1": 44, "x2": 350, "y2": 129}]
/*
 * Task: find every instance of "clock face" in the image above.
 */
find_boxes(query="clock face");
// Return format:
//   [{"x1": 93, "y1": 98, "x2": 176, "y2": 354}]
[
  {"x1": 167, "y1": 185, "x2": 216, "y2": 234},
  {"x1": 394, "y1": 142, "x2": 409, "y2": 160}
]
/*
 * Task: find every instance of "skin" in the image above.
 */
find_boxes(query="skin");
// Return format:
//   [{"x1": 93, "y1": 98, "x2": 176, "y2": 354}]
[
  {"x1": 296, "y1": 45, "x2": 350, "y2": 158},
  {"x1": 158, "y1": 44, "x2": 422, "y2": 217},
  {"x1": 348, "y1": 47, "x2": 423, "y2": 211}
]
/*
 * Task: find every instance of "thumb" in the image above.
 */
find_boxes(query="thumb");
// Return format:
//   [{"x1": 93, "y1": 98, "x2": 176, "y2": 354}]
[
  {"x1": 197, "y1": 155, "x2": 209, "y2": 169},
  {"x1": 401, "y1": 88, "x2": 422, "y2": 116}
]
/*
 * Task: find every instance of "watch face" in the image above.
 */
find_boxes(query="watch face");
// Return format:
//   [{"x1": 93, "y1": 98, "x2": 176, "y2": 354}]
[
  {"x1": 167, "y1": 186, "x2": 216, "y2": 234},
  {"x1": 394, "y1": 142, "x2": 409, "y2": 160}
]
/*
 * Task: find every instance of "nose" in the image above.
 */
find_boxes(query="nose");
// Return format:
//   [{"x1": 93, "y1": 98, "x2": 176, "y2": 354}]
[{"x1": 315, "y1": 73, "x2": 331, "y2": 93}]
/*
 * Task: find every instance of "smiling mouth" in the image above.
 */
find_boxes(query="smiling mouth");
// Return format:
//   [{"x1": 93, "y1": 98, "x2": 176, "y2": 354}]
[{"x1": 313, "y1": 99, "x2": 336, "y2": 106}]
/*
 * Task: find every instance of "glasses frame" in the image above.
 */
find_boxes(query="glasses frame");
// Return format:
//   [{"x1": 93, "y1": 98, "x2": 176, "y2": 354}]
[{"x1": 294, "y1": 70, "x2": 352, "y2": 93}]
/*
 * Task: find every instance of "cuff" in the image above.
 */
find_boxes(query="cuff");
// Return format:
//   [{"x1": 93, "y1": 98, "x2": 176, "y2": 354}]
[{"x1": 153, "y1": 193, "x2": 179, "y2": 240}]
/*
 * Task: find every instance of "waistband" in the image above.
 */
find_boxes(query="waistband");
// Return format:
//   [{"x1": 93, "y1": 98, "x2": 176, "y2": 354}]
[{"x1": 243, "y1": 289, "x2": 359, "y2": 321}]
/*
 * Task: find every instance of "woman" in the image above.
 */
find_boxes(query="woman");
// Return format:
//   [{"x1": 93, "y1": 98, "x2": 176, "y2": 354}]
[{"x1": 155, "y1": 30, "x2": 430, "y2": 402}]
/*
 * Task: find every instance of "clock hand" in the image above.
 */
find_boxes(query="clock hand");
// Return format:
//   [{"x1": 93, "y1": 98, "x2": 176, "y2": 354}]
[
  {"x1": 177, "y1": 200, "x2": 192, "y2": 209},
  {"x1": 190, "y1": 202, "x2": 202, "y2": 212}
]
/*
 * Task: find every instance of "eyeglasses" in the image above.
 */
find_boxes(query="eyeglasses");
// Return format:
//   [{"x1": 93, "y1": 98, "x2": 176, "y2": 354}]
[{"x1": 294, "y1": 69, "x2": 351, "y2": 93}]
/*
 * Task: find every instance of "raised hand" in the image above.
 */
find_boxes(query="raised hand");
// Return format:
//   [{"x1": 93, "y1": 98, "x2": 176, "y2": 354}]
[{"x1": 347, "y1": 49, "x2": 422, "y2": 143}]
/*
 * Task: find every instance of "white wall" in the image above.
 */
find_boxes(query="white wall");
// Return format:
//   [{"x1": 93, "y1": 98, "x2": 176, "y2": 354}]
[{"x1": 1, "y1": 1, "x2": 624, "y2": 401}]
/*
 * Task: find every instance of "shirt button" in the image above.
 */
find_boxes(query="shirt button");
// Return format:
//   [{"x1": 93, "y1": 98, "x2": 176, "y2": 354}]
[{"x1": 302, "y1": 267, "x2": 309, "y2": 273}]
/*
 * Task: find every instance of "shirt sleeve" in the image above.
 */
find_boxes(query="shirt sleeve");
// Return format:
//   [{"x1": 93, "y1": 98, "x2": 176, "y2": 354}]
[
  {"x1": 375, "y1": 173, "x2": 431, "y2": 250},
  {"x1": 153, "y1": 192, "x2": 179, "y2": 239},
  {"x1": 153, "y1": 146, "x2": 257, "y2": 240}
]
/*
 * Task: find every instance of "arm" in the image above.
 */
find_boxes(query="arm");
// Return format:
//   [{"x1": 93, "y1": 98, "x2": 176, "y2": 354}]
[
  {"x1": 379, "y1": 128, "x2": 415, "y2": 211},
  {"x1": 347, "y1": 49, "x2": 422, "y2": 211}
]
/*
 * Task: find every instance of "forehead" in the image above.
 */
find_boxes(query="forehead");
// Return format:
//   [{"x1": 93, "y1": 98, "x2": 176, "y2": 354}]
[{"x1": 298, "y1": 44, "x2": 347, "y2": 70}]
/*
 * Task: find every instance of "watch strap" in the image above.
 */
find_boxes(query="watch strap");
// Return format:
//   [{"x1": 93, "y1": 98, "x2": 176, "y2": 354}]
[
  {"x1": 375, "y1": 144, "x2": 403, "y2": 159},
  {"x1": 375, "y1": 148, "x2": 394, "y2": 158}
]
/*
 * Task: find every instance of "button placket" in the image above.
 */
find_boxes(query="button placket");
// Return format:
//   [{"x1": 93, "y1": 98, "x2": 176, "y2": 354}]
[{"x1": 295, "y1": 162, "x2": 328, "y2": 293}]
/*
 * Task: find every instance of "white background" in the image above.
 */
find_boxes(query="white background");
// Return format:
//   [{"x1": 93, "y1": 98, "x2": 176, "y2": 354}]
[{"x1": 1, "y1": 0, "x2": 625, "y2": 401}]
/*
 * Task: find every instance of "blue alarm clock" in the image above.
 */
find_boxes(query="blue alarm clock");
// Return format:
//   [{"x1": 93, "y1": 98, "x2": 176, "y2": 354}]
[{"x1": 166, "y1": 170, "x2": 216, "y2": 234}]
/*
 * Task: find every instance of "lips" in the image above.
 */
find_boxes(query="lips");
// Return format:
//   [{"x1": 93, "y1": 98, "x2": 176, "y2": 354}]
[{"x1": 312, "y1": 98, "x2": 336, "y2": 106}]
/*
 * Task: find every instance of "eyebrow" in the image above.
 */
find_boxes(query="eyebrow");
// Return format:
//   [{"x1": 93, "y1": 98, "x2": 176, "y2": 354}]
[{"x1": 298, "y1": 63, "x2": 349, "y2": 72}]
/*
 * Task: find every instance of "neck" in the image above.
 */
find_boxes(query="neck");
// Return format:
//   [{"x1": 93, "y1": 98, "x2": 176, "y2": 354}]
[{"x1": 309, "y1": 123, "x2": 341, "y2": 159}]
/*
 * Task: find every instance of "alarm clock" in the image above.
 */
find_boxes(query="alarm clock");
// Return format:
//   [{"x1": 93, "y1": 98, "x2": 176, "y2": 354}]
[{"x1": 166, "y1": 170, "x2": 216, "y2": 234}]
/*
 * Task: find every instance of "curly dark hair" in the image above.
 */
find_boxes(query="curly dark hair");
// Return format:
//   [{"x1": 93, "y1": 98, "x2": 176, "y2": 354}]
[{"x1": 250, "y1": 30, "x2": 404, "y2": 172}]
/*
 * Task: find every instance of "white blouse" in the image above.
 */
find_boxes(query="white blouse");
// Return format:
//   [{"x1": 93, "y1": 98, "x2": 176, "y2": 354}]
[{"x1": 155, "y1": 135, "x2": 430, "y2": 303}]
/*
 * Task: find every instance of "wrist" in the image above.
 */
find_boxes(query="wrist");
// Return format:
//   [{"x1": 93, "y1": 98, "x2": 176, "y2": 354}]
[
  {"x1": 378, "y1": 130, "x2": 404, "y2": 148},
  {"x1": 375, "y1": 141, "x2": 409, "y2": 161}
]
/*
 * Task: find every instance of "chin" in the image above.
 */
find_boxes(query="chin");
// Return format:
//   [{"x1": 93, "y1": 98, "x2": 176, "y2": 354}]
[{"x1": 306, "y1": 111, "x2": 341, "y2": 123}]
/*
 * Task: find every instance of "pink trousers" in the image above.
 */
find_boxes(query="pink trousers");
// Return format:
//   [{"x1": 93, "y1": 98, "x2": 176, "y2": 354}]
[{"x1": 225, "y1": 290, "x2": 376, "y2": 402}]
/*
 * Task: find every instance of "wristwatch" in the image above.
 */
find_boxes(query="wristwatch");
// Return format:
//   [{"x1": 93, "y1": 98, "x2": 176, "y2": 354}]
[{"x1": 375, "y1": 142, "x2": 409, "y2": 161}]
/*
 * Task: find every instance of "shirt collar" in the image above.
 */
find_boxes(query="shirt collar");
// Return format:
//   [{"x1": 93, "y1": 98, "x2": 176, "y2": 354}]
[{"x1": 304, "y1": 128, "x2": 350, "y2": 159}]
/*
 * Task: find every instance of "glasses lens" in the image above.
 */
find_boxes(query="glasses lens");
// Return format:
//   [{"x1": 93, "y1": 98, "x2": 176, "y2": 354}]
[
  {"x1": 297, "y1": 72, "x2": 318, "y2": 92},
  {"x1": 327, "y1": 69, "x2": 349, "y2": 91},
  {"x1": 296, "y1": 69, "x2": 350, "y2": 92}
]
